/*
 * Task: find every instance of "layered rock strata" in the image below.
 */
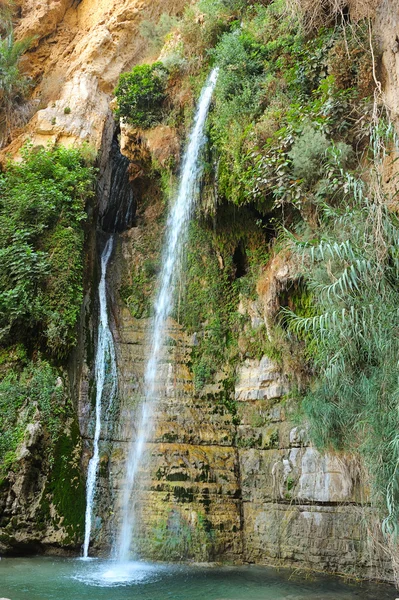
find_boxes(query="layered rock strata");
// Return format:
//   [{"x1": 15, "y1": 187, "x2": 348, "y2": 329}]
[{"x1": 77, "y1": 222, "x2": 392, "y2": 581}]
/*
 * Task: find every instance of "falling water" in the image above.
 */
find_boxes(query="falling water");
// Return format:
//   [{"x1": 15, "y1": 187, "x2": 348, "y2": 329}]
[
  {"x1": 116, "y1": 67, "x2": 219, "y2": 561},
  {"x1": 83, "y1": 236, "x2": 117, "y2": 558}
]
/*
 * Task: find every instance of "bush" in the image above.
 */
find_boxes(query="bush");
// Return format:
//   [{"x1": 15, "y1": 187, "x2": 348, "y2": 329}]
[
  {"x1": 177, "y1": 0, "x2": 246, "y2": 66},
  {"x1": 288, "y1": 124, "x2": 330, "y2": 184},
  {"x1": 114, "y1": 62, "x2": 168, "y2": 128},
  {"x1": 0, "y1": 1, "x2": 14, "y2": 35},
  {"x1": 140, "y1": 13, "x2": 179, "y2": 54},
  {"x1": 0, "y1": 143, "x2": 95, "y2": 356}
]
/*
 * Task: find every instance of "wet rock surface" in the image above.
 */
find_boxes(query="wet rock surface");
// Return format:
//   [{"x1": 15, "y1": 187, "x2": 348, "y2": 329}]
[{"x1": 77, "y1": 218, "x2": 392, "y2": 580}]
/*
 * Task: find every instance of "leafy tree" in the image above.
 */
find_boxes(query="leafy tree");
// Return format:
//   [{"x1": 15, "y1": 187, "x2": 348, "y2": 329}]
[{"x1": 114, "y1": 62, "x2": 168, "y2": 128}]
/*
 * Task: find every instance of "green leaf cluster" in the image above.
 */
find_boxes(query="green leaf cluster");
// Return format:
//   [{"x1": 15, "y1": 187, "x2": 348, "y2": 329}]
[
  {"x1": 207, "y1": 3, "x2": 371, "y2": 211},
  {"x1": 0, "y1": 27, "x2": 31, "y2": 143},
  {"x1": 114, "y1": 62, "x2": 169, "y2": 128},
  {"x1": 0, "y1": 143, "x2": 95, "y2": 356},
  {"x1": 0, "y1": 357, "x2": 65, "y2": 482}
]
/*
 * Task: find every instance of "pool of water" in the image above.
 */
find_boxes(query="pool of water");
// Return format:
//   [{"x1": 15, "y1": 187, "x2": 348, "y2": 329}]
[{"x1": 0, "y1": 557, "x2": 396, "y2": 600}]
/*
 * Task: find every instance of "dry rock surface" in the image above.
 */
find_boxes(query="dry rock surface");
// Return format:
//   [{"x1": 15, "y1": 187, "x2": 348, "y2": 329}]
[{"x1": 5, "y1": 0, "x2": 187, "y2": 155}]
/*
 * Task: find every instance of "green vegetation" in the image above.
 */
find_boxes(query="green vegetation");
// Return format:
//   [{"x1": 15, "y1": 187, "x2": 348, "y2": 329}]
[
  {"x1": 151, "y1": 510, "x2": 215, "y2": 561},
  {"x1": 194, "y1": 0, "x2": 398, "y2": 553},
  {"x1": 178, "y1": 210, "x2": 267, "y2": 391},
  {"x1": 119, "y1": 192, "x2": 164, "y2": 320},
  {"x1": 0, "y1": 143, "x2": 95, "y2": 356},
  {"x1": 0, "y1": 357, "x2": 66, "y2": 482},
  {"x1": 40, "y1": 420, "x2": 86, "y2": 542},
  {"x1": 0, "y1": 1, "x2": 14, "y2": 31},
  {"x1": 118, "y1": 0, "x2": 397, "y2": 559},
  {"x1": 207, "y1": 7, "x2": 373, "y2": 212},
  {"x1": 114, "y1": 62, "x2": 169, "y2": 128},
  {"x1": 0, "y1": 142, "x2": 94, "y2": 536},
  {"x1": 140, "y1": 13, "x2": 179, "y2": 55},
  {"x1": 283, "y1": 122, "x2": 399, "y2": 536},
  {"x1": 147, "y1": 0, "x2": 399, "y2": 552}
]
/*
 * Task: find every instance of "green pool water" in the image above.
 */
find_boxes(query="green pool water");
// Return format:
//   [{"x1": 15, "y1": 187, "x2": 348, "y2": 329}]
[{"x1": 0, "y1": 557, "x2": 395, "y2": 600}]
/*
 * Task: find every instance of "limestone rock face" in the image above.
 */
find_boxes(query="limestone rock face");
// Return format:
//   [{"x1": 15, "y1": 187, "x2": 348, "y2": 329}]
[
  {"x1": 375, "y1": 0, "x2": 399, "y2": 120},
  {"x1": 15, "y1": 0, "x2": 73, "y2": 45},
  {"x1": 0, "y1": 407, "x2": 84, "y2": 554},
  {"x1": 5, "y1": 0, "x2": 187, "y2": 154},
  {"x1": 120, "y1": 123, "x2": 180, "y2": 174},
  {"x1": 2, "y1": 0, "x2": 398, "y2": 583},
  {"x1": 297, "y1": 447, "x2": 355, "y2": 503},
  {"x1": 74, "y1": 210, "x2": 392, "y2": 580}
]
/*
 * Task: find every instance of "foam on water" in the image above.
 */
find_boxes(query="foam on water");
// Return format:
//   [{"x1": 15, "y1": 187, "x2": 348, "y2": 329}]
[{"x1": 72, "y1": 559, "x2": 161, "y2": 588}]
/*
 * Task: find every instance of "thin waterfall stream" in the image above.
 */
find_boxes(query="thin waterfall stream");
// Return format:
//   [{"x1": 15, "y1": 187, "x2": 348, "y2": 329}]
[
  {"x1": 83, "y1": 236, "x2": 117, "y2": 558},
  {"x1": 116, "y1": 67, "x2": 219, "y2": 561}
]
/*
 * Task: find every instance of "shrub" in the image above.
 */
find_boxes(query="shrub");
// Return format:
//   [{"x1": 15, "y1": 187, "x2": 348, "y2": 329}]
[
  {"x1": 178, "y1": 0, "x2": 241, "y2": 64},
  {"x1": 114, "y1": 62, "x2": 168, "y2": 128},
  {"x1": 140, "y1": 13, "x2": 179, "y2": 54},
  {"x1": 209, "y1": 28, "x2": 272, "y2": 204},
  {"x1": 0, "y1": 143, "x2": 95, "y2": 356},
  {"x1": 0, "y1": 1, "x2": 14, "y2": 34},
  {"x1": 288, "y1": 124, "x2": 330, "y2": 184}
]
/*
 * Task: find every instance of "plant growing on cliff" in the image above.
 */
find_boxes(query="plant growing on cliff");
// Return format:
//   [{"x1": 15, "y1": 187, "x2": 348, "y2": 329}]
[
  {"x1": 0, "y1": 143, "x2": 95, "y2": 356},
  {"x1": 0, "y1": 358, "x2": 64, "y2": 480},
  {"x1": 0, "y1": 1, "x2": 14, "y2": 34},
  {"x1": 114, "y1": 62, "x2": 168, "y2": 128},
  {"x1": 140, "y1": 13, "x2": 179, "y2": 54},
  {"x1": 283, "y1": 121, "x2": 399, "y2": 537}
]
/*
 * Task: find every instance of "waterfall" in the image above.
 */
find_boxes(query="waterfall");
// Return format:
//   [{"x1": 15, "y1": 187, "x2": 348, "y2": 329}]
[
  {"x1": 116, "y1": 67, "x2": 219, "y2": 561},
  {"x1": 83, "y1": 236, "x2": 117, "y2": 558}
]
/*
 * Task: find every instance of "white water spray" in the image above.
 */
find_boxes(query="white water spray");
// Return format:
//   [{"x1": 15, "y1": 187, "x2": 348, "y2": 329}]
[
  {"x1": 116, "y1": 67, "x2": 219, "y2": 561},
  {"x1": 83, "y1": 236, "x2": 117, "y2": 558}
]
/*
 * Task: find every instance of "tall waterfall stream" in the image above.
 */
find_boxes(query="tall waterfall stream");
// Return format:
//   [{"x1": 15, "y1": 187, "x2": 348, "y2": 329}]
[
  {"x1": 83, "y1": 133, "x2": 135, "y2": 557},
  {"x1": 116, "y1": 67, "x2": 219, "y2": 561},
  {"x1": 83, "y1": 237, "x2": 117, "y2": 558}
]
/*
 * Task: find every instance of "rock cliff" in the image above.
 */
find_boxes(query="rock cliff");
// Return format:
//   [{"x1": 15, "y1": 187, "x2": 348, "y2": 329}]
[
  {"x1": 0, "y1": 0, "x2": 398, "y2": 586},
  {"x1": 78, "y1": 208, "x2": 390, "y2": 579}
]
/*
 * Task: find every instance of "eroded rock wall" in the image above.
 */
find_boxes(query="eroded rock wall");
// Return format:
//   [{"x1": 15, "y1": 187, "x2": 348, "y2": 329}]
[
  {"x1": 1, "y1": 0, "x2": 398, "y2": 582},
  {"x1": 4, "y1": 0, "x2": 187, "y2": 155},
  {"x1": 79, "y1": 204, "x2": 392, "y2": 580}
]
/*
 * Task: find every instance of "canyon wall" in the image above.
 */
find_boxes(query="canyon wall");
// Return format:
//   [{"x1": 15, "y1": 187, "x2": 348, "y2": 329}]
[
  {"x1": 76, "y1": 202, "x2": 391, "y2": 580},
  {"x1": 0, "y1": 0, "x2": 398, "y2": 584}
]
